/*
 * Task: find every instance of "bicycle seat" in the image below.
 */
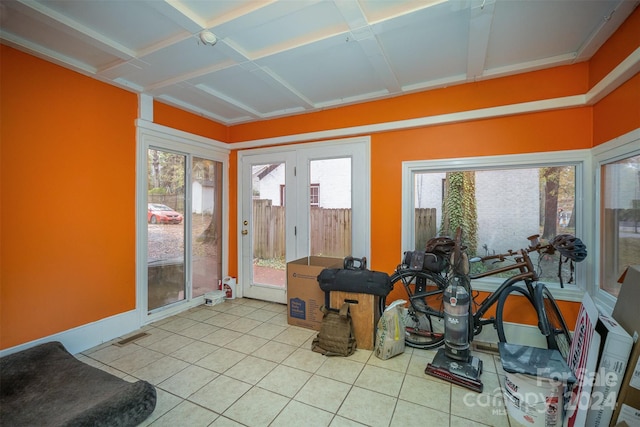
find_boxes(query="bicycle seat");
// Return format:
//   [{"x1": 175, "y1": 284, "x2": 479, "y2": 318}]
[{"x1": 425, "y1": 236, "x2": 455, "y2": 254}]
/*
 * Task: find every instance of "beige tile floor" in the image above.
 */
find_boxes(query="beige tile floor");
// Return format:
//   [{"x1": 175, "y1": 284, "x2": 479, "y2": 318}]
[{"x1": 79, "y1": 298, "x2": 517, "y2": 427}]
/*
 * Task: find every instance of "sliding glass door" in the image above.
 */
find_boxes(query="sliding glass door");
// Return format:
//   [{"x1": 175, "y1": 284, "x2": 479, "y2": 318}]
[
  {"x1": 138, "y1": 123, "x2": 229, "y2": 319},
  {"x1": 147, "y1": 149, "x2": 187, "y2": 310},
  {"x1": 146, "y1": 149, "x2": 224, "y2": 312}
]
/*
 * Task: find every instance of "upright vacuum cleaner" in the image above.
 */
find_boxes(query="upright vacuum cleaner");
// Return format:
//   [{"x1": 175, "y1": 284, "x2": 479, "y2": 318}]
[{"x1": 425, "y1": 233, "x2": 484, "y2": 393}]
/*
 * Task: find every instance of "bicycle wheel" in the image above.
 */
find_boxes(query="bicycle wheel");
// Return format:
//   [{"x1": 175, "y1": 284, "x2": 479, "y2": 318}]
[
  {"x1": 535, "y1": 285, "x2": 572, "y2": 360},
  {"x1": 380, "y1": 269, "x2": 446, "y2": 349},
  {"x1": 495, "y1": 285, "x2": 536, "y2": 344}
]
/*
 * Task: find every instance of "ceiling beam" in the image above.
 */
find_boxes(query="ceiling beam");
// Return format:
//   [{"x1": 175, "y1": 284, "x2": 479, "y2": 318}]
[
  {"x1": 574, "y1": 0, "x2": 640, "y2": 62},
  {"x1": 466, "y1": 0, "x2": 495, "y2": 80}
]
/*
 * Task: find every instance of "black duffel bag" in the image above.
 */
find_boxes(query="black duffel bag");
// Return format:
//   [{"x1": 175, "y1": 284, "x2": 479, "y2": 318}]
[{"x1": 317, "y1": 268, "x2": 392, "y2": 297}]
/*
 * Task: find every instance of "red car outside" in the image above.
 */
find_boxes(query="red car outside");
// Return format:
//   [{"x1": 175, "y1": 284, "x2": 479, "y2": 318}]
[{"x1": 147, "y1": 203, "x2": 183, "y2": 224}]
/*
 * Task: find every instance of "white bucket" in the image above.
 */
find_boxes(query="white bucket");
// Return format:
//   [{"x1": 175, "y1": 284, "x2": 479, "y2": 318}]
[
  {"x1": 222, "y1": 276, "x2": 236, "y2": 299},
  {"x1": 204, "y1": 290, "x2": 226, "y2": 307},
  {"x1": 503, "y1": 372, "x2": 564, "y2": 427}
]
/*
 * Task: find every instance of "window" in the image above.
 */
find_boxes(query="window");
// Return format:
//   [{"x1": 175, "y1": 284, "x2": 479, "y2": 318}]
[
  {"x1": 310, "y1": 184, "x2": 320, "y2": 206},
  {"x1": 596, "y1": 134, "x2": 640, "y2": 301},
  {"x1": 403, "y1": 151, "x2": 587, "y2": 296},
  {"x1": 277, "y1": 184, "x2": 323, "y2": 206}
]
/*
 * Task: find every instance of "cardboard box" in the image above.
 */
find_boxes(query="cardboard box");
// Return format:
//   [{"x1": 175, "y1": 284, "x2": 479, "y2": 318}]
[
  {"x1": 565, "y1": 292, "x2": 601, "y2": 427},
  {"x1": 610, "y1": 265, "x2": 640, "y2": 427},
  {"x1": 330, "y1": 291, "x2": 380, "y2": 350},
  {"x1": 585, "y1": 311, "x2": 633, "y2": 427},
  {"x1": 286, "y1": 257, "x2": 342, "y2": 330}
]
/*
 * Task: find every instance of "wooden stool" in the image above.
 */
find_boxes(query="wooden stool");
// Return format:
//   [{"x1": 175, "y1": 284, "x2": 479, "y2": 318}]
[{"x1": 330, "y1": 291, "x2": 380, "y2": 350}]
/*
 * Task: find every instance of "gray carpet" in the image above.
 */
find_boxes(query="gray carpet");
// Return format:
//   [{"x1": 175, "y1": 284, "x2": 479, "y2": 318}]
[{"x1": 1, "y1": 341, "x2": 156, "y2": 427}]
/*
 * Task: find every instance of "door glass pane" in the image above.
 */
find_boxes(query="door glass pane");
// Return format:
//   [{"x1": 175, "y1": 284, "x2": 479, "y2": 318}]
[
  {"x1": 309, "y1": 158, "x2": 352, "y2": 257},
  {"x1": 252, "y1": 163, "x2": 286, "y2": 287},
  {"x1": 600, "y1": 154, "x2": 640, "y2": 297},
  {"x1": 147, "y1": 149, "x2": 186, "y2": 310},
  {"x1": 192, "y1": 157, "x2": 223, "y2": 297}
]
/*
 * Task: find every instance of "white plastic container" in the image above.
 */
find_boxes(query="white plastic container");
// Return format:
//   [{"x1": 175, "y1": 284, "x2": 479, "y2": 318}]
[
  {"x1": 222, "y1": 276, "x2": 236, "y2": 299},
  {"x1": 204, "y1": 290, "x2": 225, "y2": 307},
  {"x1": 503, "y1": 372, "x2": 564, "y2": 427}
]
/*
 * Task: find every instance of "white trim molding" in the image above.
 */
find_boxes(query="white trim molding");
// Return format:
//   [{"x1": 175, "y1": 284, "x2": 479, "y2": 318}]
[{"x1": 0, "y1": 309, "x2": 140, "y2": 357}]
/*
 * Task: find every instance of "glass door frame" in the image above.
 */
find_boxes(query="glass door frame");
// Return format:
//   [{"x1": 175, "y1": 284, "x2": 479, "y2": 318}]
[
  {"x1": 240, "y1": 151, "x2": 297, "y2": 303},
  {"x1": 136, "y1": 120, "x2": 230, "y2": 324},
  {"x1": 237, "y1": 136, "x2": 371, "y2": 301}
]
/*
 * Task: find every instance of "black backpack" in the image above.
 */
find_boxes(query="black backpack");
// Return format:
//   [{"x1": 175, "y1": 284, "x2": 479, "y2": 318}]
[{"x1": 311, "y1": 304, "x2": 357, "y2": 357}]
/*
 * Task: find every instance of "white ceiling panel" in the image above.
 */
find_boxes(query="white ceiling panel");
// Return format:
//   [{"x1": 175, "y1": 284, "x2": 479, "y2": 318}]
[
  {"x1": 123, "y1": 38, "x2": 236, "y2": 88},
  {"x1": 214, "y1": 1, "x2": 348, "y2": 59},
  {"x1": 258, "y1": 34, "x2": 389, "y2": 106},
  {"x1": 157, "y1": 82, "x2": 255, "y2": 124},
  {"x1": 1, "y1": 0, "x2": 636, "y2": 124},
  {"x1": 0, "y1": 1, "x2": 126, "y2": 70},
  {"x1": 487, "y1": 0, "x2": 621, "y2": 70},
  {"x1": 190, "y1": 66, "x2": 308, "y2": 117},
  {"x1": 373, "y1": 3, "x2": 471, "y2": 88},
  {"x1": 178, "y1": 0, "x2": 268, "y2": 25},
  {"x1": 31, "y1": 0, "x2": 185, "y2": 52}
]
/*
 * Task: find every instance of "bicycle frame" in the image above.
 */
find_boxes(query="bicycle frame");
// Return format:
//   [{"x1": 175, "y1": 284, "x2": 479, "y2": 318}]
[
  {"x1": 386, "y1": 233, "x2": 573, "y2": 354},
  {"x1": 469, "y1": 249, "x2": 540, "y2": 334}
]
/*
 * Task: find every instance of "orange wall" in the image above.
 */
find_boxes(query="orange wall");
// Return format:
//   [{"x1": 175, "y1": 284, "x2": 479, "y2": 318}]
[
  {"x1": 590, "y1": 6, "x2": 640, "y2": 145},
  {"x1": 154, "y1": 101, "x2": 229, "y2": 142},
  {"x1": 589, "y1": 7, "x2": 640, "y2": 89},
  {"x1": 1, "y1": 46, "x2": 138, "y2": 349},
  {"x1": 593, "y1": 71, "x2": 640, "y2": 146}
]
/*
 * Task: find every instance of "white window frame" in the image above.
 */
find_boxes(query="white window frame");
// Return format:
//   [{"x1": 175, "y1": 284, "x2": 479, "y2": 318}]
[
  {"x1": 402, "y1": 150, "x2": 592, "y2": 302},
  {"x1": 592, "y1": 128, "x2": 640, "y2": 314},
  {"x1": 136, "y1": 119, "x2": 230, "y2": 324}
]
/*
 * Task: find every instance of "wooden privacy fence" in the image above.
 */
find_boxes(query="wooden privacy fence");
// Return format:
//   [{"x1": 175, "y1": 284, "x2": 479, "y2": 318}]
[
  {"x1": 309, "y1": 206, "x2": 351, "y2": 257},
  {"x1": 148, "y1": 194, "x2": 184, "y2": 212},
  {"x1": 415, "y1": 208, "x2": 437, "y2": 251},
  {"x1": 252, "y1": 200, "x2": 438, "y2": 259},
  {"x1": 253, "y1": 200, "x2": 286, "y2": 259},
  {"x1": 252, "y1": 200, "x2": 352, "y2": 259}
]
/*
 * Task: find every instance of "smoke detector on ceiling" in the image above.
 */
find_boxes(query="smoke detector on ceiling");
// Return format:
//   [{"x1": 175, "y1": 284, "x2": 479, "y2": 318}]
[{"x1": 199, "y1": 30, "x2": 217, "y2": 46}]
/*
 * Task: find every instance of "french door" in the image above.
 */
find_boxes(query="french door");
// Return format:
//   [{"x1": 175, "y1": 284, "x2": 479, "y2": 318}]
[{"x1": 239, "y1": 138, "x2": 370, "y2": 304}]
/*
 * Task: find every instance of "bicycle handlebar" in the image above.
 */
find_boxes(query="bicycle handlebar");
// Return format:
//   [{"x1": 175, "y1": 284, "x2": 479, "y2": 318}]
[{"x1": 471, "y1": 235, "x2": 555, "y2": 263}]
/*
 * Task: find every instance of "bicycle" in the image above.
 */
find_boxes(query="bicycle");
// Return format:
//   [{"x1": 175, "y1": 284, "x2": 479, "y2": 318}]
[{"x1": 379, "y1": 232, "x2": 584, "y2": 359}]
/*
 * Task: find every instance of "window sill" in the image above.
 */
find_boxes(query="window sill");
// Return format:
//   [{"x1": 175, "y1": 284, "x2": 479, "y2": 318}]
[{"x1": 470, "y1": 278, "x2": 585, "y2": 303}]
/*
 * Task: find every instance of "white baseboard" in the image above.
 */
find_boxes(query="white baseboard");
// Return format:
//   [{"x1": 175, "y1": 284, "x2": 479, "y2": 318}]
[
  {"x1": 474, "y1": 321, "x2": 550, "y2": 350},
  {"x1": 0, "y1": 309, "x2": 140, "y2": 358},
  {"x1": 0, "y1": 312, "x2": 565, "y2": 359}
]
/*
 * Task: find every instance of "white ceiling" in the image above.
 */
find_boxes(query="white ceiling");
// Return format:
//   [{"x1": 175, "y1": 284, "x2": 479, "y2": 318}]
[{"x1": 1, "y1": 0, "x2": 637, "y2": 125}]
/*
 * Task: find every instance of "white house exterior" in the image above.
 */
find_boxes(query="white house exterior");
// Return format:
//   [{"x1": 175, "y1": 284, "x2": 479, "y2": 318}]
[
  {"x1": 192, "y1": 180, "x2": 215, "y2": 214},
  {"x1": 414, "y1": 169, "x2": 540, "y2": 254},
  {"x1": 254, "y1": 158, "x2": 352, "y2": 208}
]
